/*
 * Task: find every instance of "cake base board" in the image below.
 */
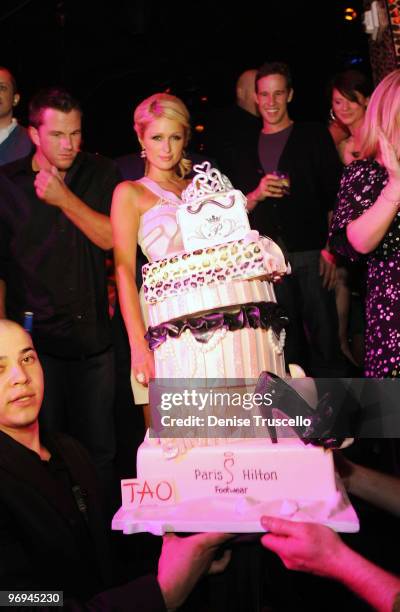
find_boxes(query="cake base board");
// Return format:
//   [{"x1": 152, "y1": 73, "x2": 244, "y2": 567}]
[{"x1": 112, "y1": 490, "x2": 359, "y2": 535}]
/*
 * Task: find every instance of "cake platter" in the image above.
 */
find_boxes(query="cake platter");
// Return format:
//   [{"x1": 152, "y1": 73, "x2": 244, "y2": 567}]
[{"x1": 112, "y1": 482, "x2": 359, "y2": 536}]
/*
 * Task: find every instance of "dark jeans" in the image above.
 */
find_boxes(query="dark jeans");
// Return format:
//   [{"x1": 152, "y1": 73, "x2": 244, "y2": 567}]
[
  {"x1": 39, "y1": 347, "x2": 116, "y2": 494},
  {"x1": 275, "y1": 250, "x2": 346, "y2": 377}
]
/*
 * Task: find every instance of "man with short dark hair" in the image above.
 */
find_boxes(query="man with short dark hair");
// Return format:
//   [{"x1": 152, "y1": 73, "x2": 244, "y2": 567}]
[
  {"x1": 0, "y1": 66, "x2": 32, "y2": 165},
  {"x1": 239, "y1": 61, "x2": 345, "y2": 376},
  {"x1": 0, "y1": 319, "x2": 231, "y2": 609},
  {"x1": 0, "y1": 87, "x2": 120, "y2": 486}
]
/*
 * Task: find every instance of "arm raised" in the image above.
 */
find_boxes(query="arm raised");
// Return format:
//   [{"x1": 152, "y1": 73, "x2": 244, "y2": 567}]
[
  {"x1": 347, "y1": 132, "x2": 400, "y2": 255},
  {"x1": 34, "y1": 167, "x2": 113, "y2": 250}
]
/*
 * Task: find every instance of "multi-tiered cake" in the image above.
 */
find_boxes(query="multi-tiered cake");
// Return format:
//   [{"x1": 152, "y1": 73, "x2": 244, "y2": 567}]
[
  {"x1": 142, "y1": 163, "x2": 288, "y2": 380},
  {"x1": 113, "y1": 163, "x2": 358, "y2": 534}
]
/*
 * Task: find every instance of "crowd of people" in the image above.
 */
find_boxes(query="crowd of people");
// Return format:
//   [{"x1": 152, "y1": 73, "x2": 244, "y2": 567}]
[{"x1": 0, "y1": 60, "x2": 400, "y2": 610}]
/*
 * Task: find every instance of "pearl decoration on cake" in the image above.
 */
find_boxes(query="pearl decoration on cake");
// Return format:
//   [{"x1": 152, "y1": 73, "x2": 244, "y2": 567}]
[
  {"x1": 184, "y1": 326, "x2": 228, "y2": 354},
  {"x1": 156, "y1": 327, "x2": 227, "y2": 378},
  {"x1": 267, "y1": 328, "x2": 286, "y2": 355},
  {"x1": 183, "y1": 327, "x2": 227, "y2": 377},
  {"x1": 157, "y1": 333, "x2": 195, "y2": 378}
]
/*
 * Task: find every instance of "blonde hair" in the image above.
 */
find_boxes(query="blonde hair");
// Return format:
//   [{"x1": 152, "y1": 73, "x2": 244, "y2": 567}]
[
  {"x1": 134, "y1": 93, "x2": 192, "y2": 178},
  {"x1": 360, "y1": 69, "x2": 400, "y2": 159}
]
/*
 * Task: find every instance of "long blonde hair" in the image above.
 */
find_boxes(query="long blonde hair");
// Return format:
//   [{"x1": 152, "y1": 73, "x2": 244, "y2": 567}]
[
  {"x1": 134, "y1": 93, "x2": 192, "y2": 178},
  {"x1": 359, "y1": 69, "x2": 400, "y2": 159}
]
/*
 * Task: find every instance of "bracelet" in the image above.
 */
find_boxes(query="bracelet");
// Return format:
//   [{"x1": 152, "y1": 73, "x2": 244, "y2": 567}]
[
  {"x1": 381, "y1": 188, "x2": 400, "y2": 208},
  {"x1": 321, "y1": 249, "x2": 337, "y2": 265}
]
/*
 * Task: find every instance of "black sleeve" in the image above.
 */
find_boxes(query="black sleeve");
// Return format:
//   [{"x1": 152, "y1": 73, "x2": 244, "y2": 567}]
[
  {"x1": 63, "y1": 575, "x2": 166, "y2": 612},
  {"x1": 72, "y1": 155, "x2": 122, "y2": 217},
  {"x1": 0, "y1": 506, "x2": 36, "y2": 590},
  {"x1": 311, "y1": 124, "x2": 343, "y2": 213},
  {"x1": 0, "y1": 174, "x2": 16, "y2": 281}
]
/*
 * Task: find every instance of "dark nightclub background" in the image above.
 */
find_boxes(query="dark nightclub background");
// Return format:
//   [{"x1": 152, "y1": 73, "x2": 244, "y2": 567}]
[{"x1": 0, "y1": 0, "x2": 370, "y2": 157}]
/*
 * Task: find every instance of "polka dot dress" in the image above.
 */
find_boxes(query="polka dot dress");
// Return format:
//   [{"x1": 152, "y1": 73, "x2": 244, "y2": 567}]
[{"x1": 330, "y1": 160, "x2": 400, "y2": 378}]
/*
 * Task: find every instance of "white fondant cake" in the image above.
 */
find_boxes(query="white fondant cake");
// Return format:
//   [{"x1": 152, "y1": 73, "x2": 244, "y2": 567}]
[
  {"x1": 122, "y1": 436, "x2": 352, "y2": 532},
  {"x1": 139, "y1": 163, "x2": 289, "y2": 381},
  {"x1": 138, "y1": 438, "x2": 337, "y2": 504},
  {"x1": 117, "y1": 164, "x2": 357, "y2": 533}
]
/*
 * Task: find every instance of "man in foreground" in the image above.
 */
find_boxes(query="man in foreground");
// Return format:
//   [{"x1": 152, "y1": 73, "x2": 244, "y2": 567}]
[{"x1": 0, "y1": 319, "x2": 231, "y2": 610}]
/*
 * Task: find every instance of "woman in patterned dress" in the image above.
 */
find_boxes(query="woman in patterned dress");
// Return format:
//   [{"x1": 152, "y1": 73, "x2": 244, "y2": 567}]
[{"x1": 329, "y1": 70, "x2": 400, "y2": 378}]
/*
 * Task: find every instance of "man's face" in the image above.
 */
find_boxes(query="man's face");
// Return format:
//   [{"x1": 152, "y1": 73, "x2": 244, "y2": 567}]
[
  {"x1": 0, "y1": 69, "x2": 18, "y2": 124},
  {"x1": 0, "y1": 323, "x2": 44, "y2": 433},
  {"x1": 30, "y1": 108, "x2": 82, "y2": 171},
  {"x1": 256, "y1": 74, "x2": 293, "y2": 131}
]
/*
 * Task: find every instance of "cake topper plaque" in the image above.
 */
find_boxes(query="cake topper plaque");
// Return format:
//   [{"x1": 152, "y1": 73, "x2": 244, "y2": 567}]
[
  {"x1": 178, "y1": 162, "x2": 250, "y2": 250},
  {"x1": 181, "y1": 161, "x2": 234, "y2": 205}
]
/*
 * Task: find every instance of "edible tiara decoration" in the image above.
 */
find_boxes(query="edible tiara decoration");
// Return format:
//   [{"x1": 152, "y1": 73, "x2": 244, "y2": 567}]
[{"x1": 181, "y1": 161, "x2": 234, "y2": 205}]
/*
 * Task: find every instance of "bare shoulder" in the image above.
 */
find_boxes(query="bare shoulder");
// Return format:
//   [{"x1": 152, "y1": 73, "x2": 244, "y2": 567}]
[
  {"x1": 113, "y1": 179, "x2": 144, "y2": 200},
  {"x1": 112, "y1": 180, "x2": 152, "y2": 214}
]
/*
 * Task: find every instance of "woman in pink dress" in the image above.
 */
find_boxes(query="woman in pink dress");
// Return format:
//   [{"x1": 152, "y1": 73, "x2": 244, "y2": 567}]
[
  {"x1": 111, "y1": 93, "x2": 287, "y2": 418},
  {"x1": 111, "y1": 93, "x2": 192, "y2": 403}
]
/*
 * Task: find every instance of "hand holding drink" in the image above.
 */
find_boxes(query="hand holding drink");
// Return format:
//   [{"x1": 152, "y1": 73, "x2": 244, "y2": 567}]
[
  {"x1": 272, "y1": 171, "x2": 290, "y2": 196},
  {"x1": 247, "y1": 171, "x2": 291, "y2": 210},
  {"x1": 256, "y1": 172, "x2": 290, "y2": 199}
]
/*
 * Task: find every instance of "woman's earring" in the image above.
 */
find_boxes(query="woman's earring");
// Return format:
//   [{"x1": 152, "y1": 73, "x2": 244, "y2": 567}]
[
  {"x1": 140, "y1": 148, "x2": 146, "y2": 159},
  {"x1": 330, "y1": 108, "x2": 336, "y2": 122}
]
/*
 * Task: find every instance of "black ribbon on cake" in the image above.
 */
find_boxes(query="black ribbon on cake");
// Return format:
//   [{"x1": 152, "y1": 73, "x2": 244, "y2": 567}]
[{"x1": 145, "y1": 301, "x2": 288, "y2": 351}]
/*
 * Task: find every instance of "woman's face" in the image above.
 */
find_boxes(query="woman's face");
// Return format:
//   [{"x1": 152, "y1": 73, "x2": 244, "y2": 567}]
[
  {"x1": 332, "y1": 88, "x2": 368, "y2": 129},
  {"x1": 141, "y1": 117, "x2": 186, "y2": 172}
]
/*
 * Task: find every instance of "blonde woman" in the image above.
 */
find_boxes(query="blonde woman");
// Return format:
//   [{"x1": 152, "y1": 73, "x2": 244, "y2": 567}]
[
  {"x1": 112, "y1": 92, "x2": 287, "y2": 420},
  {"x1": 111, "y1": 93, "x2": 192, "y2": 404},
  {"x1": 330, "y1": 69, "x2": 400, "y2": 378}
]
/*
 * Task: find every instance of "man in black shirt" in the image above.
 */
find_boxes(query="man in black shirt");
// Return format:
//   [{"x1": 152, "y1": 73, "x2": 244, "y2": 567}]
[
  {"x1": 0, "y1": 88, "x2": 120, "y2": 485},
  {"x1": 0, "y1": 319, "x2": 231, "y2": 610}
]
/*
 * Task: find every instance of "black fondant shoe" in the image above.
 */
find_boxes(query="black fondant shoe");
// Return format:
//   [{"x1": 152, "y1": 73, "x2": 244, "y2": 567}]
[{"x1": 254, "y1": 371, "x2": 345, "y2": 448}]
